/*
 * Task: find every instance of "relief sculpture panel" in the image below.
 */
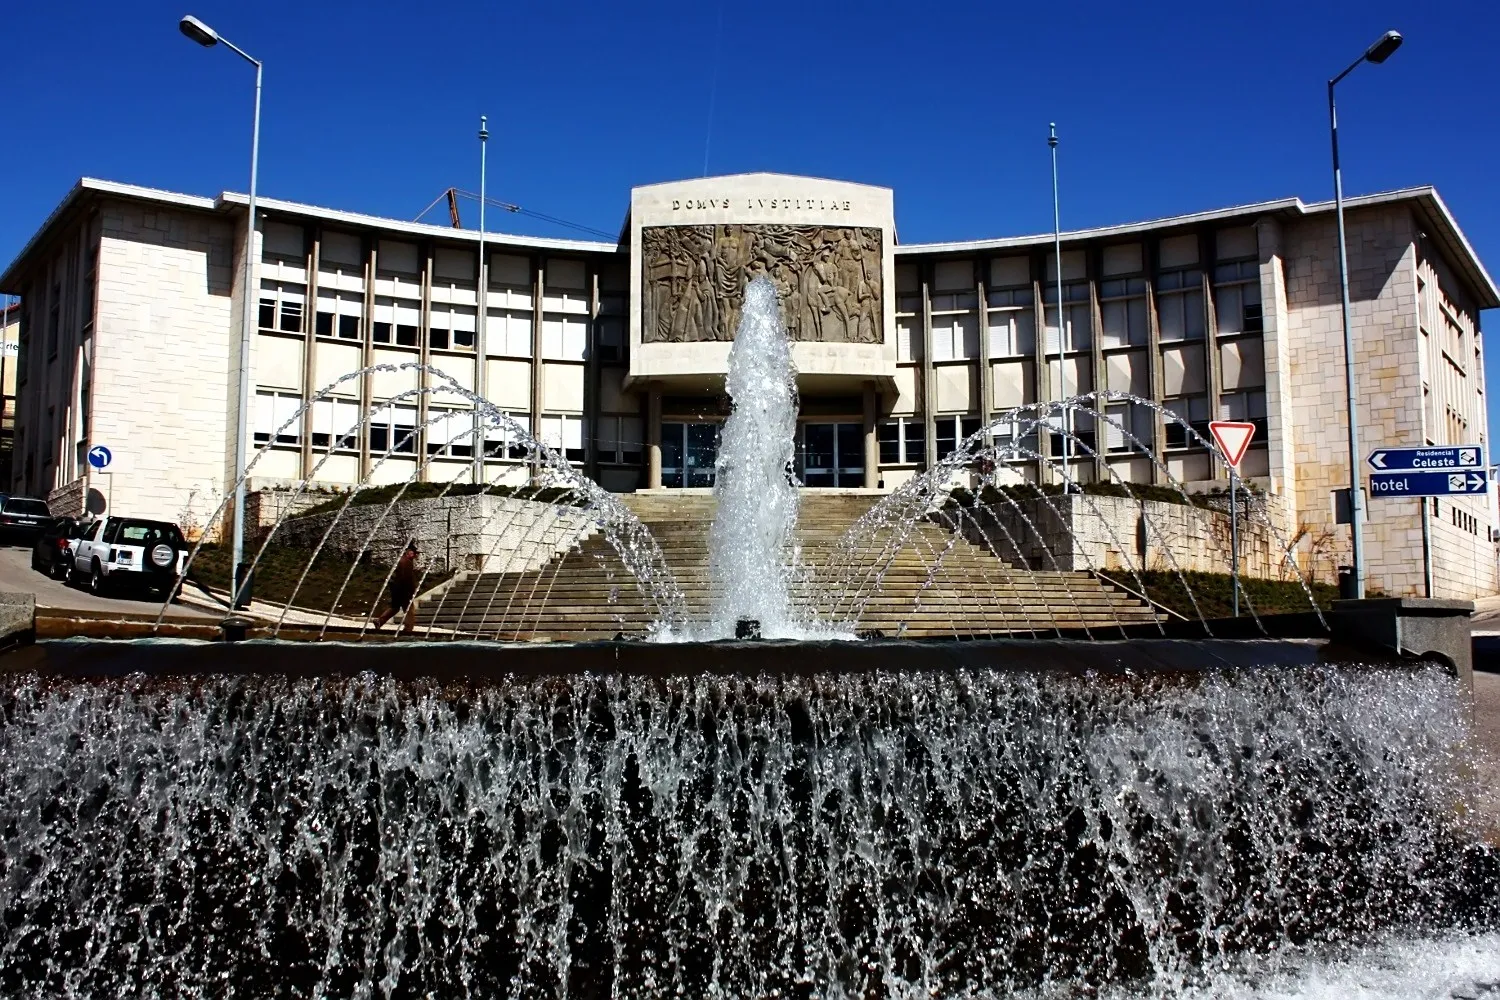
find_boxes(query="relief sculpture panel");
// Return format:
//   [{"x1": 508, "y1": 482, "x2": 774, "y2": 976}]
[{"x1": 642, "y1": 224, "x2": 882, "y2": 344}]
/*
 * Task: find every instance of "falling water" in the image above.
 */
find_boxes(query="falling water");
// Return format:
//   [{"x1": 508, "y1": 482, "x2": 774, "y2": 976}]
[
  {"x1": 0, "y1": 661, "x2": 1495, "y2": 998},
  {"x1": 708, "y1": 276, "x2": 801, "y2": 637}
]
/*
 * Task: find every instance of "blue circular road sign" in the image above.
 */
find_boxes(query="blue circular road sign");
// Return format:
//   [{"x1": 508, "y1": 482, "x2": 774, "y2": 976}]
[{"x1": 87, "y1": 445, "x2": 113, "y2": 470}]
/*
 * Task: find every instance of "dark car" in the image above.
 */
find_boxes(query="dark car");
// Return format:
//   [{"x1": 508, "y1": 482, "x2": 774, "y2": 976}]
[
  {"x1": 31, "y1": 516, "x2": 83, "y2": 580},
  {"x1": 0, "y1": 497, "x2": 52, "y2": 544}
]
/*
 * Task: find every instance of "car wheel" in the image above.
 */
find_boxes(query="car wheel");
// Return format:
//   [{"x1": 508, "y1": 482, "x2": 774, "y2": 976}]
[{"x1": 89, "y1": 562, "x2": 105, "y2": 596}]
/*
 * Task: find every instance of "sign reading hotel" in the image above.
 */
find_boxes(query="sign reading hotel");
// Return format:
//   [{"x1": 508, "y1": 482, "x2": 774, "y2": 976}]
[
  {"x1": 1367, "y1": 444, "x2": 1487, "y2": 497},
  {"x1": 626, "y1": 173, "x2": 898, "y2": 389}
]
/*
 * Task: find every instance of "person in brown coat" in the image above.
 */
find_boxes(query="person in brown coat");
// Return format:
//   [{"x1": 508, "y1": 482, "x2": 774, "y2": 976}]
[{"x1": 373, "y1": 542, "x2": 420, "y2": 634}]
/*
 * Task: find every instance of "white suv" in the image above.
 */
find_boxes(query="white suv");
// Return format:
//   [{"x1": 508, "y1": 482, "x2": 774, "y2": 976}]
[{"x1": 71, "y1": 517, "x2": 189, "y2": 599}]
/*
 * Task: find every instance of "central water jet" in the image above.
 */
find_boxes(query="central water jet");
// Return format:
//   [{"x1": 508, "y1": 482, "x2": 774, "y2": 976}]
[{"x1": 708, "y1": 276, "x2": 800, "y2": 637}]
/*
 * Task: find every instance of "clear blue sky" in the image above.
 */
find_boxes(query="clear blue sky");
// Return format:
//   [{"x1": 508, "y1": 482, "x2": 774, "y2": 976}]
[{"x1": 2, "y1": 0, "x2": 1496, "y2": 433}]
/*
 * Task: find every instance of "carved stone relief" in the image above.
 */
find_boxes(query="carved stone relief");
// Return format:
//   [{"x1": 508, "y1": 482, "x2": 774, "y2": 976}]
[{"x1": 642, "y1": 224, "x2": 882, "y2": 344}]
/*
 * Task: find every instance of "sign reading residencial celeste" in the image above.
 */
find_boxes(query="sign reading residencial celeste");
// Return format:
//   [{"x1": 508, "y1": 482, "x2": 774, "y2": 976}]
[{"x1": 1367, "y1": 443, "x2": 1487, "y2": 498}]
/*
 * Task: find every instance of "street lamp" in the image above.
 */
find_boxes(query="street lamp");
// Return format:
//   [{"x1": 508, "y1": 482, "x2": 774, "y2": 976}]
[
  {"x1": 1329, "y1": 28, "x2": 1401, "y2": 601},
  {"x1": 180, "y1": 14, "x2": 262, "y2": 610}
]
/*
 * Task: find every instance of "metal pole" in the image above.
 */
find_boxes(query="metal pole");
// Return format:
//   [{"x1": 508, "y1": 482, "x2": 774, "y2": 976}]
[
  {"x1": 230, "y1": 54, "x2": 262, "y2": 610},
  {"x1": 1330, "y1": 80, "x2": 1365, "y2": 599},
  {"x1": 1230, "y1": 470, "x2": 1240, "y2": 616},
  {"x1": 1049, "y1": 123, "x2": 1068, "y2": 485},
  {"x1": 474, "y1": 115, "x2": 489, "y2": 484},
  {"x1": 1421, "y1": 498, "x2": 1433, "y2": 597}
]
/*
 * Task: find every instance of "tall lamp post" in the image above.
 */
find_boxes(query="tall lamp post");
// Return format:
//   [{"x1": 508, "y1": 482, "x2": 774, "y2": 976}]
[
  {"x1": 180, "y1": 14, "x2": 262, "y2": 610},
  {"x1": 1329, "y1": 29, "x2": 1401, "y2": 600}
]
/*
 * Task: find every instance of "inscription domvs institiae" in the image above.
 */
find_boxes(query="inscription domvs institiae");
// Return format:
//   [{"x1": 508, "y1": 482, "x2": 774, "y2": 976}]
[{"x1": 670, "y1": 197, "x2": 854, "y2": 212}]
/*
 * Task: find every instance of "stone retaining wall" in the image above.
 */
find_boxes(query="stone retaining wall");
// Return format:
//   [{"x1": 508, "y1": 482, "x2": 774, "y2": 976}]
[
  {"x1": 273, "y1": 493, "x2": 597, "y2": 574},
  {"x1": 954, "y1": 492, "x2": 1302, "y2": 580}
]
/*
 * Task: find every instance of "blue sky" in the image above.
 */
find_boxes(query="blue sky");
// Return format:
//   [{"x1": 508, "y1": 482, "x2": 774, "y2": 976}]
[{"x1": 2, "y1": 0, "x2": 1497, "y2": 429}]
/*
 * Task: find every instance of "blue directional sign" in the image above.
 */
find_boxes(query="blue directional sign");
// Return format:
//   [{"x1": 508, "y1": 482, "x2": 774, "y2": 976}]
[
  {"x1": 86, "y1": 445, "x2": 112, "y2": 471},
  {"x1": 1367, "y1": 445, "x2": 1482, "y2": 471},
  {"x1": 1369, "y1": 470, "x2": 1488, "y2": 498}
]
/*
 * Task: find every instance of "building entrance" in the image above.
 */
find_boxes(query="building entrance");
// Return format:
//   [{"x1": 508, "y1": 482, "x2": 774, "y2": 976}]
[
  {"x1": 797, "y1": 422, "x2": 865, "y2": 487},
  {"x1": 661, "y1": 421, "x2": 719, "y2": 488}
]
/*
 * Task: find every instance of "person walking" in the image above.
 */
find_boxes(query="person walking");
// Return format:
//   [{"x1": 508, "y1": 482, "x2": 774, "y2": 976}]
[{"x1": 373, "y1": 542, "x2": 420, "y2": 635}]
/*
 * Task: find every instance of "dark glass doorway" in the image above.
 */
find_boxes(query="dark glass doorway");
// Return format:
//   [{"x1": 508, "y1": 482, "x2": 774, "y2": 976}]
[{"x1": 661, "y1": 422, "x2": 719, "y2": 488}]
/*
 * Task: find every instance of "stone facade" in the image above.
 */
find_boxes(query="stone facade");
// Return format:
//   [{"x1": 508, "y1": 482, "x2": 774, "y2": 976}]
[
  {"x1": 2, "y1": 178, "x2": 1494, "y2": 599},
  {"x1": 960, "y1": 491, "x2": 1296, "y2": 581},
  {"x1": 274, "y1": 493, "x2": 597, "y2": 575}
]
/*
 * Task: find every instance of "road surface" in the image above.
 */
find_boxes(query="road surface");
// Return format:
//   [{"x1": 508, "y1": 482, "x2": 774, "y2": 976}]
[{"x1": 0, "y1": 543, "x2": 214, "y2": 618}]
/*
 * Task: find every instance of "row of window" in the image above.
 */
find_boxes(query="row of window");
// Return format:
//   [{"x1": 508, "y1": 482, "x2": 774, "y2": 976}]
[
  {"x1": 897, "y1": 263, "x2": 1263, "y2": 363},
  {"x1": 253, "y1": 391, "x2": 645, "y2": 466},
  {"x1": 258, "y1": 281, "x2": 625, "y2": 362},
  {"x1": 875, "y1": 390, "x2": 1268, "y2": 463}
]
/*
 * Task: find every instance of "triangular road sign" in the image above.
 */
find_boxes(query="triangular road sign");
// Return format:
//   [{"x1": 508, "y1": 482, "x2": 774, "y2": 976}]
[{"x1": 1209, "y1": 420, "x2": 1257, "y2": 471}]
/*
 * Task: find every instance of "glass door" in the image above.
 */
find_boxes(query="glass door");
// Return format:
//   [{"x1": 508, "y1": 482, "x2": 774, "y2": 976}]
[
  {"x1": 797, "y1": 422, "x2": 866, "y2": 487},
  {"x1": 661, "y1": 422, "x2": 719, "y2": 488}
]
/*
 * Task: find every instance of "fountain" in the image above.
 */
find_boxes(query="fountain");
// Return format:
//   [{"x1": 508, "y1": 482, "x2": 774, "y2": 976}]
[
  {"x1": 0, "y1": 278, "x2": 1497, "y2": 996},
  {"x1": 708, "y1": 276, "x2": 801, "y2": 639}
]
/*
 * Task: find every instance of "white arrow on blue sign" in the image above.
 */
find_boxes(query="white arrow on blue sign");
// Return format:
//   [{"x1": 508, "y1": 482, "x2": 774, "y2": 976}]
[
  {"x1": 1369, "y1": 470, "x2": 1487, "y2": 498},
  {"x1": 86, "y1": 445, "x2": 112, "y2": 471},
  {"x1": 1367, "y1": 445, "x2": 1482, "y2": 471}
]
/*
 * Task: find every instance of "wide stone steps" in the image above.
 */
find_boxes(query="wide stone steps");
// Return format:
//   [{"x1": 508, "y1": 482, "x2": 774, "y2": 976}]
[{"x1": 414, "y1": 491, "x2": 1161, "y2": 639}]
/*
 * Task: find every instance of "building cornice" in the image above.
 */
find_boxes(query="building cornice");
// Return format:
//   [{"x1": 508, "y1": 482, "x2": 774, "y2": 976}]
[{"x1": 4, "y1": 177, "x2": 1494, "y2": 309}]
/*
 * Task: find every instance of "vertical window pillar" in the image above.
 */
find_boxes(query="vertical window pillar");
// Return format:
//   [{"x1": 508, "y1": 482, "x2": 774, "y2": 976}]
[
  {"x1": 862, "y1": 381, "x2": 878, "y2": 489},
  {"x1": 299, "y1": 227, "x2": 320, "y2": 480},
  {"x1": 647, "y1": 386, "x2": 662, "y2": 489}
]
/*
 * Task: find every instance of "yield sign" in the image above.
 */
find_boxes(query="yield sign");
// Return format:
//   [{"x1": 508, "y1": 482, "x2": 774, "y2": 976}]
[{"x1": 1209, "y1": 421, "x2": 1257, "y2": 471}]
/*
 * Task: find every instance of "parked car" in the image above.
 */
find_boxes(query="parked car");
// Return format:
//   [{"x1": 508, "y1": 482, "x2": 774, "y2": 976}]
[
  {"x1": 71, "y1": 516, "x2": 189, "y2": 598},
  {"x1": 0, "y1": 497, "x2": 53, "y2": 544},
  {"x1": 31, "y1": 516, "x2": 84, "y2": 580}
]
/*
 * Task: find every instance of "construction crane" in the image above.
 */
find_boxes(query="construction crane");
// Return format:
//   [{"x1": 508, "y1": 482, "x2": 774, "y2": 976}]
[{"x1": 413, "y1": 188, "x2": 615, "y2": 240}]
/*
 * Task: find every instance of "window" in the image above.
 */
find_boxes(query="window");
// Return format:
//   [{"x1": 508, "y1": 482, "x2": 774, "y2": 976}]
[
  {"x1": 1213, "y1": 260, "x2": 1262, "y2": 336},
  {"x1": 595, "y1": 416, "x2": 644, "y2": 465},
  {"x1": 310, "y1": 398, "x2": 362, "y2": 452},
  {"x1": 1104, "y1": 402, "x2": 1153, "y2": 453},
  {"x1": 1163, "y1": 395, "x2": 1211, "y2": 448},
  {"x1": 1047, "y1": 411, "x2": 1096, "y2": 458},
  {"x1": 316, "y1": 291, "x2": 363, "y2": 341},
  {"x1": 929, "y1": 286, "x2": 979, "y2": 362},
  {"x1": 427, "y1": 407, "x2": 476, "y2": 459},
  {"x1": 372, "y1": 297, "x2": 420, "y2": 347},
  {"x1": 1218, "y1": 389, "x2": 1268, "y2": 443},
  {"x1": 541, "y1": 414, "x2": 587, "y2": 463},
  {"x1": 253, "y1": 390, "x2": 302, "y2": 446},
  {"x1": 878, "y1": 416, "x2": 926, "y2": 465},
  {"x1": 935, "y1": 415, "x2": 982, "y2": 460},
  {"x1": 259, "y1": 281, "x2": 305, "y2": 334},
  {"x1": 596, "y1": 294, "x2": 626, "y2": 363},
  {"x1": 542, "y1": 314, "x2": 588, "y2": 361},
  {"x1": 485, "y1": 413, "x2": 533, "y2": 461},
  {"x1": 987, "y1": 285, "x2": 1036, "y2": 357},
  {"x1": 1099, "y1": 278, "x2": 1148, "y2": 348},
  {"x1": 47, "y1": 286, "x2": 59, "y2": 359},
  {"x1": 1157, "y1": 270, "x2": 1205, "y2": 342},
  {"x1": 896, "y1": 293, "x2": 923, "y2": 362},
  {"x1": 1042, "y1": 283, "x2": 1091, "y2": 352},
  {"x1": 367, "y1": 405, "x2": 419, "y2": 456},
  {"x1": 429, "y1": 305, "x2": 476, "y2": 352},
  {"x1": 989, "y1": 416, "x2": 1041, "y2": 460}
]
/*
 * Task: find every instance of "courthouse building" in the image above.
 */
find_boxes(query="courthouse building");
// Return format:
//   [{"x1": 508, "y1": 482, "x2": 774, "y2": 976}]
[{"x1": 0, "y1": 173, "x2": 1494, "y2": 596}]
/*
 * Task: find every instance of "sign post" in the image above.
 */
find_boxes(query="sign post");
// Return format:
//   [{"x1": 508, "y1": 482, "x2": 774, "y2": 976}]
[
  {"x1": 1209, "y1": 421, "x2": 1257, "y2": 617},
  {"x1": 1367, "y1": 446, "x2": 1486, "y2": 498},
  {"x1": 86, "y1": 445, "x2": 114, "y2": 515}
]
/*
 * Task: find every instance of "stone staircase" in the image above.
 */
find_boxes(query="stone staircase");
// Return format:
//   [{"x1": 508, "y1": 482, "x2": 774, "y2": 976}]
[{"x1": 415, "y1": 491, "x2": 1161, "y2": 641}]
